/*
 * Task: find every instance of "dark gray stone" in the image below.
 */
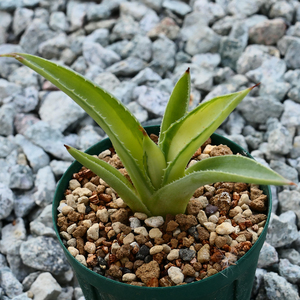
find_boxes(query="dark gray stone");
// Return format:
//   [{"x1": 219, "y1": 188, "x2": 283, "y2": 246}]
[
  {"x1": 246, "y1": 56, "x2": 286, "y2": 83},
  {"x1": 8, "y1": 66, "x2": 38, "y2": 88},
  {"x1": 185, "y1": 26, "x2": 220, "y2": 56},
  {"x1": 269, "y1": 1, "x2": 294, "y2": 23},
  {"x1": 22, "y1": 271, "x2": 41, "y2": 292},
  {"x1": 30, "y1": 205, "x2": 56, "y2": 237},
  {"x1": 191, "y1": 53, "x2": 220, "y2": 69},
  {"x1": 49, "y1": 160, "x2": 72, "y2": 177},
  {"x1": 120, "y1": 1, "x2": 149, "y2": 20},
  {"x1": 38, "y1": 33, "x2": 69, "y2": 60},
  {"x1": 236, "y1": 44, "x2": 271, "y2": 74},
  {"x1": 237, "y1": 96, "x2": 284, "y2": 124},
  {"x1": 13, "y1": 8, "x2": 34, "y2": 37},
  {"x1": 259, "y1": 80, "x2": 290, "y2": 102},
  {"x1": 266, "y1": 119, "x2": 293, "y2": 155},
  {"x1": 0, "y1": 136, "x2": 16, "y2": 158},
  {"x1": 49, "y1": 11, "x2": 69, "y2": 32},
  {"x1": 0, "y1": 11, "x2": 12, "y2": 30},
  {"x1": 139, "y1": 9, "x2": 160, "y2": 33},
  {"x1": 0, "y1": 0, "x2": 22, "y2": 11},
  {"x1": 85, "y1": 28, "x2": 109, "y2": 47},
  {"x1": 266, "y1": 211, "x2": 299, "y2": 248},
  {"x1": 14, "y1": 190, "x2": 36, "y2": 218},
  {"x1": 0, "y1": 103, "x2": 16, "y2": 136},
  {"x1": 119, "y1": 35, "x2": 152, "y2": 62},
  {"x1": 134, "y1": 86, "x2": 169, "y2": 116},
  {"x1": 285, "y1": 38, "x2": 300, "y2": 69},
  {"x1": 39, "y1": 91, "x2": 86, "y2": 133},
  {"x1": 15, "y1": 134, "x2": 50, "y2": 173},
  {"x1": 126, "y1": 101, "x2": 148, "y2": 123},
  {"x1": 132, "y1": 68, "x2": 162, "y2": 85},
  {"x1": 66, "y1": 1, "x2": 88, "y2": 31},
  {"x1": 11, "y1": 293, "x2": 31, "y2": 300},
  {"x1": 291, "y1": 136, "x2": 300, "y2": 159},
  {"x1": 112, "y1": 81, "x2": 137, "y2": 105},
  {"x1": 179, "y1": 248, "x2": 196, "y2": 261},
  {"x1": 278, "y1": 36, "x2": 299, "y2": 56},
  {"x1": 13, "y1": 86, "x2": 39, "y2": 113},
  {"x1": 86, "y1": 3, "x2": 111, "y2": 21},
  {"x1": 9, "y1": 165, "x2": 34, "y2": 190},
  {"x1": 212, "y1": 15, "x2": 237, "y2": 36},
  {"x1": 77, "y1": 125, "x2": 103, "y2": 151},
  {"x1": 287, "y1": 86, "x2": 300, "y2": 103},
  {"x1": 281, "y1": 100, "x2": 300, "y2": 127},
  {"x1": 225, "y1": 134, "x2": 248, "y2": 151},
  {"x1": 279, "y1": 249, "x2": 300, "y2": 266},
  {"x1": 83, "y1": 42, "x2": 120, "y2": 68},
  {"x1": 0, "y1": 218, "x2": 26, "y2": 256},
  {"x1": 33, "y1": 166, "x2": 56, "y2": 207},
  {"x1": 257, "y1": 242, "x2": 278, "y2": 268},
  {"x1": 20, "y1": 236, "x2": 69, "y2": 275},
  {"x1": 264, "y1": 272, "x2": 300, "y2": 300},
  {"x1": 270, "y1": 160, "x2": 298, "y2": 184},
  {"x1": 150, "y1": 36, "x2": 176, "y2": 77},
  {"x1": 110, "y1": 15, "x2": 140, "y2": 41},
  {"x1": 0, "y1": 267, "x2": 23, "y2": 298},
  {"x1": 193, "y1": 0, "x2": 225, "y2": 24},
  {"x1": 284, "y1": 69, "x2": 300, "y2": 86},
  {"x1": 279, "y1": 259, "x2": 300, "y2": 284},
  {"x1": 227, "y1": 0, "x2": 260, "y2": 17},
  {"x1": 19, "y1": 19, "x2": 56, "y2": 55},
  {"x1": 30, "y1": 272, "x2": 62, "y2": 299},
  {"x1": 23, "y1": 121, "x2": 72, "y2": 161},
  {"x1": 6, "y1": 254, "x2": 35, "y2": 283},
  {"x1": 57, "y1": 286, "x2": 74, "y2": 300},
  {"x1": 93, "y1": 72, "x2": 120, "y2": 92},
  {"x1": 278, "y1": 190, "x2": 300, "y2": 227},
  {"x1": 163, "y1": 0, "x2": 192, "y2": 17},
  {"x1": 106, "y1": 57, "x2": 146, "y2": 77}
]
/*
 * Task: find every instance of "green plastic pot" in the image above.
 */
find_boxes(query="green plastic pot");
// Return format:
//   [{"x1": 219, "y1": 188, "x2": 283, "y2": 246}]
[{"x1": 52, "y1": 125, "x2": 271, "y2": 300}]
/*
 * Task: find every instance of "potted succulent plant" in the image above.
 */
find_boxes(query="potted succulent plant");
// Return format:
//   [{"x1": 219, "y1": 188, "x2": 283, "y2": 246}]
[{"x1": 1, "y1": 53, "x2": 293, "y2": 300}]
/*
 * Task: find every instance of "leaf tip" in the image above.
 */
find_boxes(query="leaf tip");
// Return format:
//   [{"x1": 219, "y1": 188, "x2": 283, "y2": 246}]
[
  {"x1": 64, "y1": 144, "x2": 71, "y2": 150},
  {"x1": 289, "y1": 181, "x2": 298, "y2": 186},
  {"x1": 0, "y1": 53, "x2": 24, "y2": 61},
  {"x1": 249, "y1": 82, "x2": 261, "y2": 90},
  {"x1": 186, "y1": 67, "x2": 190, "y2": 73}
]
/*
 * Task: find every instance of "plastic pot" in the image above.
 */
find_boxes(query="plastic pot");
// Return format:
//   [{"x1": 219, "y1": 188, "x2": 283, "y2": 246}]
[{"x1": 52, "y1": 125, "x2": 271, "y2": 300}]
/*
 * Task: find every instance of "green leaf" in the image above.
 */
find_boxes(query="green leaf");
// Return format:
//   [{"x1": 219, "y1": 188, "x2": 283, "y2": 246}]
[
  {"x1": 159, "y1": 68, "x2": 190, "y2": 144},
  {"x1": 66, "y1": 145, "x2": 152, "y2": 216},
  {"x1": 142, "y1": 128, "x2": 167, "y2": 190},
  {"x1": 161, "y1": 87, "x2": 253, "y2": 184},
  {"x1": 1, "y1": 53, "x2": 154, "y2": 200},
  {"x1": 185, "y1": 155, "x2": 293, "y2": 186},
  {"x1": 150, "y1": 154, "x2": 293, "y2": 216}
]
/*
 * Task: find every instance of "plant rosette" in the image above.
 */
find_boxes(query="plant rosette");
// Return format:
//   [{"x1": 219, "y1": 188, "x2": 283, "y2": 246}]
[{"x1": 0, "y1": 53, "x2": 293, "y2": 300}]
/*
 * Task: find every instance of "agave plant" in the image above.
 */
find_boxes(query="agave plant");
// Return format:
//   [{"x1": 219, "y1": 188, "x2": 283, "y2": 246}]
[{"x1": 0, "y1": 53, "x2": 293, "y2": 217}]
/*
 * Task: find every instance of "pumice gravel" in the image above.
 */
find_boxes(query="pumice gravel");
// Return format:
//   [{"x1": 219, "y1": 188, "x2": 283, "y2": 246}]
[{"x1": 57, "y1": 137, "x2": 268, "y2": 287}]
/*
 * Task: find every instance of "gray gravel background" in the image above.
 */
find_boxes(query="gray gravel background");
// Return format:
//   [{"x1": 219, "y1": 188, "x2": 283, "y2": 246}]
[{"x1": 0, "y1": 0, "x2": 300, "y2": 299}]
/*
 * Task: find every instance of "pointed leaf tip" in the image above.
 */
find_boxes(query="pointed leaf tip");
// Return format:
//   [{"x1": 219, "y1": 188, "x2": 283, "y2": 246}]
[
  {"x1": 64, "y1": 144, "x2": 71, "y2": 150},
  {"x1": 0, "y1": 53, "x2": 24, "y2": 61},
  {"x1": 249, "y1": 82, "x2": 261, "y2": 90},
  {"x1": 290, "y1": 181, "x2": 298, "y2": 186},
  {"x1": 186, "y1": 67, "x2": 190, "y2": 73}
]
